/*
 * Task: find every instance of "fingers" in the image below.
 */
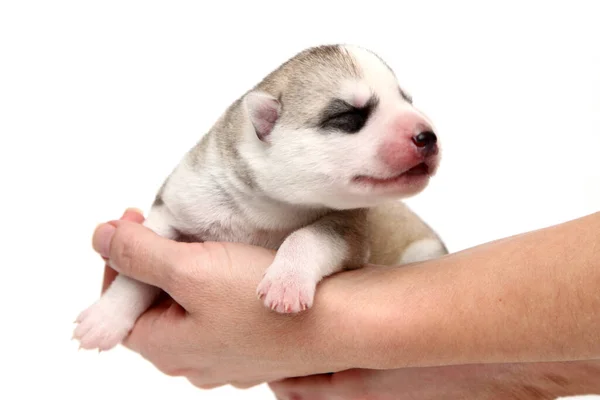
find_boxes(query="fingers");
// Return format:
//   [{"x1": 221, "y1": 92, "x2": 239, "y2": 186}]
[
  {"x1": 268, "y1": 374, "x2": 333, "y2": 400},
  {"x1": 186, "y1": 379, "x2": 262, "y2": 391},
  {"x1": 101, "y1": 208, "x2": 146, "y2": 293},
  {"x1": 184, "y1": 373, "x2": 265, "y2": 391},
  {"x1": 92, "y1": 215, "x2": 185, "y2": 293},
  {"x1": 123, "y1": 296, "x2": 187, "y2": 355},
  {"x1": 231, "y1": 380, "x2": 264, "y2": 389},
  {"x1": 188, "y1": 380, "x2": 224, "y2": 390}
]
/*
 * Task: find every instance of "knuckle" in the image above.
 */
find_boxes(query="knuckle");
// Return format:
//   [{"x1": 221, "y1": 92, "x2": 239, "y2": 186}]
[
  {"x1": 231, "y1": 381, "x2": 262, "y2": 389},
  {"x1": 187, "y1": 376, "x2": 218, "y2": 390},
  {"x1": 198, "y1": 384, "x2": 223, "y2": 390},
  {"x1": 160, "y1": 365, "x2": 191, "y2": 378}
]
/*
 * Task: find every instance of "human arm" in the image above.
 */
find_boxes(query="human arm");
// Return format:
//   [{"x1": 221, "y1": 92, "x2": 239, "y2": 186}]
[
  {"x1": 269, "y1": 360, "x2": 600, "y2": 400},
  {"x1": 328, "y1": 210, "x2": 600, "y2": 370},
  {"x1": 90, "y1": 210, "x2": 600, "y2": 388}
]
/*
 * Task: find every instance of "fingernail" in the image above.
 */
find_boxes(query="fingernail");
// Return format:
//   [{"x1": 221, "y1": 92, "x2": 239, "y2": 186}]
[
  {"x1": 124, "y1": 207, "x2": 144, "y2": 216},
  {"x1": 108, "y1": 259, "x2": 120, "y2": 273},
  {"x1": 94, "y1": 223, "x2": 116, "y2": 258}
]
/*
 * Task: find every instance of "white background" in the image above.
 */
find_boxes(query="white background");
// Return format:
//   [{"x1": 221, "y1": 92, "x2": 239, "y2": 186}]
[{"x1": 1, "y1": 1, "x2": 598, "y2": 399}]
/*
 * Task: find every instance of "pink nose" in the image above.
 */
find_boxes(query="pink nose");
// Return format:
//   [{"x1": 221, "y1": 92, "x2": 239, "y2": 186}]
[
  {"x1": 378, "y1": 112, "x2": 439, "y2": 171},
  {"x1": 392, "y1": 111, "x2": 437, "y2": 148}
]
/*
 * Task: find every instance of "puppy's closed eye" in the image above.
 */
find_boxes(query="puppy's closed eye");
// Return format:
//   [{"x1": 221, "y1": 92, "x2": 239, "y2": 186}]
[
  {"x1": 319, "y1": 97, "x2": 377, "y2": 134},
  {"x1": 323, "y1": 108, "x2": 369, "y2": 133}
]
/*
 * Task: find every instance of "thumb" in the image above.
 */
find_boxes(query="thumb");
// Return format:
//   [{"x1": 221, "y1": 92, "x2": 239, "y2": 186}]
[{"x1": 92, "y1": 219, "x2": 185, "y2": 293}]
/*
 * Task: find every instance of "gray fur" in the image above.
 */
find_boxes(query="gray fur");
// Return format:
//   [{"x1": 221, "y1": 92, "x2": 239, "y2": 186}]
[
  {"x1": 185, "y1": 45, "x2": 364, "y2": 193},
  {"x1": 160, "y1": 43, "x2": 444, "y2": 255}
]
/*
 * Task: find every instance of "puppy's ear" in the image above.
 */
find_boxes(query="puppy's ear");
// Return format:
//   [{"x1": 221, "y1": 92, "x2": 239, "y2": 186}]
[{"x1": 244, "y1": 91, "x2": 281, "y2": 142}]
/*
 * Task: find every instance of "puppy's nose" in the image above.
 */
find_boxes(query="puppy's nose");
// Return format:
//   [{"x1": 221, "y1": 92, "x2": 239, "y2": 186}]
[{"x1": 412, "y1": 131, "x2": 437, "y2": 149}]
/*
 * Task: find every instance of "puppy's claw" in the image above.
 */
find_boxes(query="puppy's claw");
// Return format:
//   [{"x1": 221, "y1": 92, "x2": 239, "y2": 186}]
[{"x1": 256, "y1": 270, "x2": 316, "y2": 314}]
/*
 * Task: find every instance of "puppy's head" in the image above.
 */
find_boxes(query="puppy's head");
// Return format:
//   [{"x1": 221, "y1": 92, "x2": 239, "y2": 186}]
[{"x1": 240, "y1": 44, "x2": 441, "y2": 209}]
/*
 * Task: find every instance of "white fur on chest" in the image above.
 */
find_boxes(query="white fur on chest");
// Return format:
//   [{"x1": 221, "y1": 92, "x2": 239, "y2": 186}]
[{"x1": 160, "y1": 156, "x2": 325, "y2": 250}]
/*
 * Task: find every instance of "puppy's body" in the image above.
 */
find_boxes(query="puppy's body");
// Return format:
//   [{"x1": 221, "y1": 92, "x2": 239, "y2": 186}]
[{"x1": 74, "y1": 44, "x2": 448, "y2": 351}]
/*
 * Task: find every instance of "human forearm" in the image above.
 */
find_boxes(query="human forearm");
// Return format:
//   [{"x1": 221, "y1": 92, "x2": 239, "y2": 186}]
[
  {"x1": 270, "y1": 360, "x2": 600, "y2": 399},
  {"x1": 315, "y1": 211, "x2": 600, "y2": 371}
]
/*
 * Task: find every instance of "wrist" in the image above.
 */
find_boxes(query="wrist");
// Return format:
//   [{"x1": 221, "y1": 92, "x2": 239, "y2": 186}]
[
  {"x1": 276, "y1": 266, "x2": 388, "y2": 375},
  {"x1": 304, "y1": 264, "x2": 419, "y2": 372}
]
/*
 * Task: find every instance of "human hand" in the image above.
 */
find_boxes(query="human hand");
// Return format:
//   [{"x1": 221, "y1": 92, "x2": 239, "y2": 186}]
[
  {"x1": 269, "y1": 360, "x2": 600, "y2": 400},
  {"x1": 90, "y1": 209, "x2": 600, "y2": 393},
  {"x1": 91, "y1": 209, "x2": 359, "y2": 389}
]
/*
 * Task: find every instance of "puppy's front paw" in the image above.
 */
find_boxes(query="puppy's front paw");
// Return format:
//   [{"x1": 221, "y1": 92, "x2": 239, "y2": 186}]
[
  {"x1": 73, "y1": 299, "x2": 136, "y2": 351},
  {"x1": 256, "y1": 265, "x2": 316, "y2": 314}
]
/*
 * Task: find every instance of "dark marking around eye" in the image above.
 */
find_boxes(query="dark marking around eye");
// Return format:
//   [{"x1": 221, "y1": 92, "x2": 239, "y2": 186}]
[
  {"x1": 319, "y1": 96, "x2": 379, "y2": 134},
  {"x1": 399, "y1": 87, "x2": 413, "y2": 104}
]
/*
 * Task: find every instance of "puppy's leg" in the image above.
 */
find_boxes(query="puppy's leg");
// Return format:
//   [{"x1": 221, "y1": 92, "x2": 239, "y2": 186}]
[
  {"x1": 398, "y1": 237, "x2": 448, "y2": 264},
  {"x1": 73, "y1": 205, "x2": 177, "y2": 351},
  {"x1": 257, "y1": 209, "x2": 368, "y2": 314}
]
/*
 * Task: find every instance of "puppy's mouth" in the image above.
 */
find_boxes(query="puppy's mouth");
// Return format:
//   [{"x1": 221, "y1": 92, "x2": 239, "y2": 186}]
[
  {"x1": 404, "y1": 162, "x2": 431, "y2": 176},
  {"x1": 352, "y1": 162, "x2": 432, "y2": 187}
]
